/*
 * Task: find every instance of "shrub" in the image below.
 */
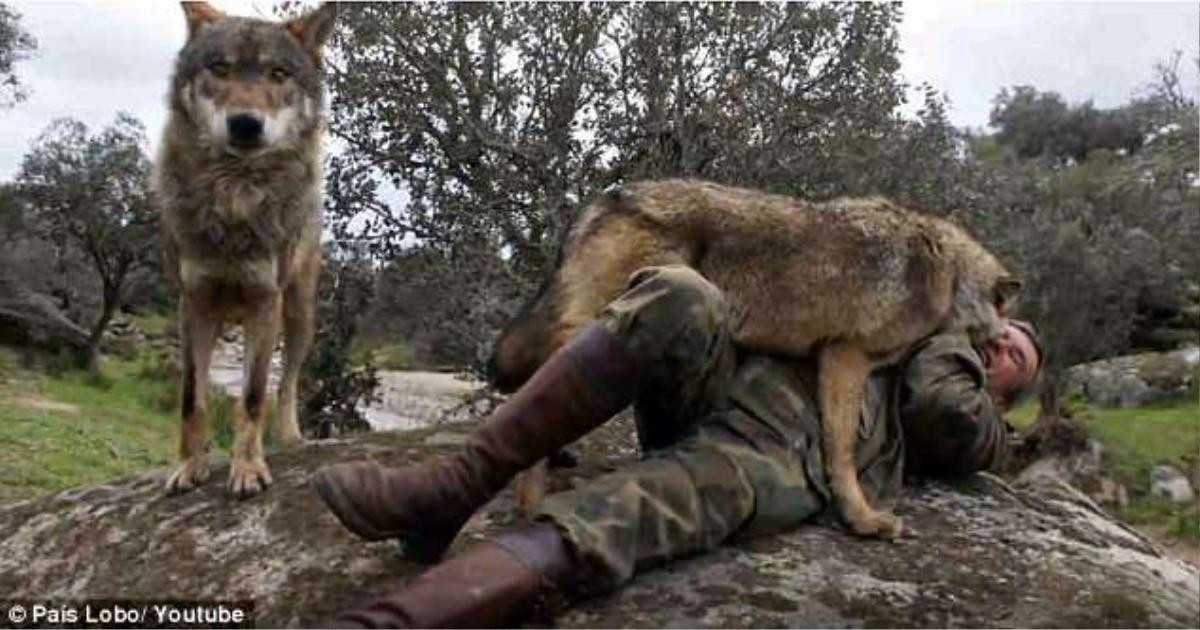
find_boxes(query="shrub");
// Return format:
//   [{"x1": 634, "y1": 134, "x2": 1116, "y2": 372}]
[{"x1": 300, "y1": 251, "x2": 380, "y2": 438}]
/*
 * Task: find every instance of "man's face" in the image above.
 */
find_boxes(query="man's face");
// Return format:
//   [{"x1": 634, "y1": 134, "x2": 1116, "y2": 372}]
[{"x1": 983, "y1": 322, "x2": 1040, "y2": 409}]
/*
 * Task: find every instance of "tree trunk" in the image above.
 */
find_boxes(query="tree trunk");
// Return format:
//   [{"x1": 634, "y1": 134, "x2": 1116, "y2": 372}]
[
  {"x1": 1036, "y1": 367, "x2": 1064, "y2": 422},
  {"x1": 1027, "y1": 366, "x2": 1090, "y2": 457},
  {"x1": 85, "y1": 282, "x2": 120, "y2": 370}
]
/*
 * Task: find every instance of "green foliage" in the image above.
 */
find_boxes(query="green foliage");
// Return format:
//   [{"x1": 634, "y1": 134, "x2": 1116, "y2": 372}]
[
  {"x1": 0, "y1": 2, "x2": 36, "y2": 108},
  {"x1": 1006, "y1": 398, "x2": 1039, "y2": 429},
  {"x1": 15, "y1": 114, "x2": 161, "y2": 365},
  {"x1": 989, "y1": 85, "x2": 1144, "y2": 164},
  {"x1": 970, "y1": 55, "x2": 1199, "y2": 420},
  {"x1": 0, "y1": 346, "x2": 17, "y2": 383},
  {"x1": 207, "y1": 389, "x2": 236, "y2": 451},
  {"x1": 1171, "y1": 503, "x2": 1200, "y2": 544},
  {"x1": 300, "y1": 250, "x2": 380, "y2": 438},
  {"x1": 329, "y1": 3, "x2": 921, "y2": 368},
  {"x1": 44, "y1": 348, "x2": 80, "y2": 378},
  {"x1": 375, "y1": 344, "x2": 414, "y2": 371},
  {"x1": 130, "y1": 310, "x2": 175, "y2": 340},
  {"x1": 1117, "y1": 497, "x2": 1200, "y2": 546},
  {"x1": 352, "y1": 339, "x2": 414, "y2": 371}
]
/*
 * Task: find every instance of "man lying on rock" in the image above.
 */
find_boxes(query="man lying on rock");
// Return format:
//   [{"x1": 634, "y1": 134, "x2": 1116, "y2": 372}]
[{"x1": 312, "y1": 265, "x2": 1043, "y2": 628}]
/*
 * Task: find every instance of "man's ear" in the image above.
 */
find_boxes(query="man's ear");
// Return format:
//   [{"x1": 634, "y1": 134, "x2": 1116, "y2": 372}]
[
  {"x1": 287, "y1": 3, "x2": 338, "y2": 63},
  {"x1": 181, "y1": 2, "x2": 224, "y2": 39},
  {"x1": 994, "y1": 276, "x2": 1022, "y2": 315}
]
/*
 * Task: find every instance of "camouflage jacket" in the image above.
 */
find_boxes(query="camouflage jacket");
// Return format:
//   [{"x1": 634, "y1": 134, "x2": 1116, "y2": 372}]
[
  {"x1": 726, "y1": 331, "x2": 1012, "y2": 493},
  {"x1": 896, "y1": 333, "x2": 1013, "y2": 477}
]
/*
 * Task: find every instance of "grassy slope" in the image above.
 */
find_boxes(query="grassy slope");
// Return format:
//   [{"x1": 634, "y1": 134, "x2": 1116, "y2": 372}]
[
  {"x1": 0, "y1": 349, "x2": 177, "y2": 503},
  {"x1": 1008, "y1": 396, "x2": 1200, "y2": 544}
]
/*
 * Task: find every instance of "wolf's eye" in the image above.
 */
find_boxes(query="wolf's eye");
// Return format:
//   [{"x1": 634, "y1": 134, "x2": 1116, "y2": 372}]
[
  {"x1": 208, "y1": 61, "x2": 231, "y2": 78},
  {"x1": 269, "y1": 67, "x2": 291, "y2": 83}
]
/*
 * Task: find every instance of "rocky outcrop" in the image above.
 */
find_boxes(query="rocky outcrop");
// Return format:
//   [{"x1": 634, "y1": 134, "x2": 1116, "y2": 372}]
[
  {"x1": 0, "y1": 279, "x2": 90, "y2": 363},
  {"x1": 1152, "y1": 465, "x2": 1197, "y2": 503},
  {"x1": 1, "y1": 424, "x2": 1197, "y2": 628},
  {"x1": 1015, "y1": 438, "x2": 1129, "y2": 509},
  {"x1": 1065, "y1": 345, "x2": 1199, "y2": 408},
  {"x1": 100, "y1": 314, "x2": 147, "y2": 360},
  {"x1": 564, "y1": 474, "x2": 1199, "y2": 629}
]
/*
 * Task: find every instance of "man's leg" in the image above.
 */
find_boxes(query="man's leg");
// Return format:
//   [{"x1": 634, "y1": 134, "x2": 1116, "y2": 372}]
[
  {"x1": 325, "y1": 435, "x2": 758, "y2": 629},
  {"x1": 605, "y1": 265, "x2": 738, "y2": 450},
  {"x1": 312, "y1": 265, "x2": 737, "y2": 562},
  {"x1": 325, "y1": 353, "x2": 903, "y2": 629},
  {"x1": 536, "y1": 435, "x2": 755, "y2": 588}
]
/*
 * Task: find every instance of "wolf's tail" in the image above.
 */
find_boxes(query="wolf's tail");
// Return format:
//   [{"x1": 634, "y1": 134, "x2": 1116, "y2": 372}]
[
  {"x1": 488, "y1": 261, "x2": 565, "y2": 393},
  {"x1": 488, "y1": 187, "x2": 640, "y2": 392}
]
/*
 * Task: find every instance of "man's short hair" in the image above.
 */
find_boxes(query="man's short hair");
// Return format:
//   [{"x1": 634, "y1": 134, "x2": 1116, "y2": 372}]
[
  {"x1": 1006, "y1": 318, "x2": 1044, "y2": 406},
  {"x1": 1008, "y1": 319, "x2": 1044, "y2": 372}
]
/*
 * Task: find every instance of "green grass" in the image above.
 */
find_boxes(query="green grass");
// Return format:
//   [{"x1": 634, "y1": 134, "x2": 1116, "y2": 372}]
[
  {"x1": 1007, "y1": 395, "x2": 1200, "y2": 546},
  {"x1": 1007, "y1": 397, "x2": 1200, "y2": 478},
  {"x1": 1120, "y1": 497, "x2": 1200, "y2": 545},
  {"x1": 129, "y1": 310, "x2": 175, "y2": 339},
  {"x1": 0, "y1": 347, "x2": 236, "y2": 504},
  {"x1": 1091, "y1": 401, "x2": 1200, "y2": 545},
  {"x1": 351, "y1": 338, "x2": 414, "y2": 371},
  {"x1": 1007, "y1": 398, "x2": 1039, "y2": 428},
  {"x1": 1087, "y1": 402, "x2": 1200, "y2": 491}
]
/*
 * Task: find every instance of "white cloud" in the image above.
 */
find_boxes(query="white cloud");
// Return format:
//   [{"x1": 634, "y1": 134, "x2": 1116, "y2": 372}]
[
  {"x1": 0, "y1": 0, "x2": 272, "y2": 180},
  {"x1": 898, "y1": 1, "x2": 1200, "y2": 130}
]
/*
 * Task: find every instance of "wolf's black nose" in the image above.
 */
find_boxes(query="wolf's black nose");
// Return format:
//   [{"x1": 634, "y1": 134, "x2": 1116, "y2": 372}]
[{"x1": 227, "y1": 113, "x2": 264, "y2": 146}]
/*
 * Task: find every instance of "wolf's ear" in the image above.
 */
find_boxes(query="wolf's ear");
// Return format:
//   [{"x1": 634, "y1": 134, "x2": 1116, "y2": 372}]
[
  {"x1": 287, "y1": 3, "x2": 338, "y2": 63},
  {"x1": 993, "y1": 275, "x2": 1022, "y2": 314},
  {"x1": 181, "y1": 2, "x2": 224, "y2": 39}
]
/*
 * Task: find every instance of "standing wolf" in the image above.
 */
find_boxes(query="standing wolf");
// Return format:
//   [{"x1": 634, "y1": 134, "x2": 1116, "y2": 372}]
[
  {"x1": 490, "y1": 180, "x2": 1020, "y2": 537},
  {"x1": 156, "y1": 1, "x2": 335, "y2": 497}
]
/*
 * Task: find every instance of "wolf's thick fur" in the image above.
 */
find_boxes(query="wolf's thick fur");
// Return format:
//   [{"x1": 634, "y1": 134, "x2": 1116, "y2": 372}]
[
  {"x1": 493, "y1": 180, "x2": 1019, "y2": 536},
  {"x1": 156, "y1": 2, "x2": 335, "y2": 498}
]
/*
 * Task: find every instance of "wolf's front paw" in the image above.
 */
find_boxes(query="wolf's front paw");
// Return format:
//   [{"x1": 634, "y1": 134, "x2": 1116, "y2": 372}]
[
  {"x1": 165, "y1": 457, "x2": 211, "y2": 494},
  {"x1": 228, "y1": 457, "x2": 273, "y2": 499},
  {"x1": 847, "y1": 508, "x2": 903, "y2": 540}
]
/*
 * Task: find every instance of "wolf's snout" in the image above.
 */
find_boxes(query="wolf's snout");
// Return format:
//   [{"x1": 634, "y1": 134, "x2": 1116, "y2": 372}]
[{"x1": 227, "y1": 113, "x2": 265, "y2": 147}]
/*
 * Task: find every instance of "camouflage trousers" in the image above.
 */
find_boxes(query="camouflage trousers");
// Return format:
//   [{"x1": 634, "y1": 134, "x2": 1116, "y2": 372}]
[{"x1": 537, "y1": 265, "x2": 904, "y2": 590}]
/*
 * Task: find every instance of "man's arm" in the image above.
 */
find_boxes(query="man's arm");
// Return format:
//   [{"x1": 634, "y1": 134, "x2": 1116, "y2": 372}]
[{"x1": 899, "y1": 334, "x2": 1012, "y2": 477}]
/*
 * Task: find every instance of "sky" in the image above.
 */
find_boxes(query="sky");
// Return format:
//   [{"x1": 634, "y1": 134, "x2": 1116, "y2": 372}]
[{"x1": 0, "y1": 1, "x2": 1196, "y2": 182}]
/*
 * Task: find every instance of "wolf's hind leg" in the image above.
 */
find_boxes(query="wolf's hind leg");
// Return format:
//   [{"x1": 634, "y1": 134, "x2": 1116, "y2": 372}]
[
  {"x1": 166, "y1": 299, "x2": 220, "y2": 494},
  {"x1": 819, "y1": 342, "x2": 902, "y2": 539}
]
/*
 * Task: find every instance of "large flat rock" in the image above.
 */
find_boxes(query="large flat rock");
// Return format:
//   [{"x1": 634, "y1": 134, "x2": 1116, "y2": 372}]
[{"x1": 1, "y1": 426, "x2": 1197, "y2": 628}]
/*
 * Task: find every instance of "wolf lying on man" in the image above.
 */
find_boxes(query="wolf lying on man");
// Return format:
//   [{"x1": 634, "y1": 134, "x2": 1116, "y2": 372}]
[
  {"x1": 156, "y1": 1, "x2": 336, "y2": 498},
  {"x1": 313, "y1": 181, "x2": 1042, "y2": 627},
  {"x1": 492, "y1": 180, "x2": 1022, "y2": 538}
]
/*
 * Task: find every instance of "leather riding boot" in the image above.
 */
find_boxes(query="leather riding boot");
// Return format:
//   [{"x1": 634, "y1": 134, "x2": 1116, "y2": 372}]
[
  {"x1": 325, "y1": 522, "x2": 585, "y2": 629},
  {"x1": 312, "y1": 322, "x2": 639, "y2": 562}
]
